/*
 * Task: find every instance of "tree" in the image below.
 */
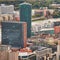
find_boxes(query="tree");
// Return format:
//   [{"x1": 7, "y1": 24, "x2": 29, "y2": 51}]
[
  {"x1": 32, "y1": 2, "x2": 40, "y2": 9},
  {"x1": 52, "y1": 9, "x2": 60, "y2": 18},
  {"x1": 30, "y1": 0, "x2": 60, "y2": 9}
]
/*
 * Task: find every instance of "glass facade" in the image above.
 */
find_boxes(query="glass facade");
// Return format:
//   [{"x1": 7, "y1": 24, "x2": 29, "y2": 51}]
[
  {"x1": 19, "y1": 3, "x2": 32, "y2": 38},
  {"x1": 1, "y1": 21, "x2": 27, "y2": 48}
]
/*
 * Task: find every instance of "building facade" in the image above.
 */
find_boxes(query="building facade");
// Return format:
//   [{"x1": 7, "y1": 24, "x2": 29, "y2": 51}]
[
  {"x1": 1, "y1": 21, "x2": 27, "y2": 48},
  {"x1": 19, "y1": 2, "x2": 32, "y2": 38}
]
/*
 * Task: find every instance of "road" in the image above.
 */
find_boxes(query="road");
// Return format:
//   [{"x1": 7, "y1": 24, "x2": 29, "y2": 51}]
[{"x1": 32, "y1": 17, "x2": 42, "y2": 21}]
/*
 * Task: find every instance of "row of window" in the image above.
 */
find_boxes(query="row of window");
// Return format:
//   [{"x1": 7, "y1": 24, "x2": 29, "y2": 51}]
[{"x1": 32, "y1": 22, "x2": 54, "y2": 32}]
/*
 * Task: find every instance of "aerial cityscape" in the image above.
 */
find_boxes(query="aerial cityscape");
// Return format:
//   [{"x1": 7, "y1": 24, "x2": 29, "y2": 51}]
[{"x1": 0, "y1": 0, "x2": 60, "y2": 60}]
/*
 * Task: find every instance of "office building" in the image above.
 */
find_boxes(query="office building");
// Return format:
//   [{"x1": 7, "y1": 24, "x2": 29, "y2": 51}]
[
  {"x1": 19, "y1": 2, "x2": 31, "y2": 38},
  {"x1": 1, "y1": 21, "x2": 27, "y2": 48}
]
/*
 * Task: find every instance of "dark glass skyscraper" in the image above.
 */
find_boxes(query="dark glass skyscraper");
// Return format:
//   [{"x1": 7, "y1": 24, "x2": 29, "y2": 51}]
[{"x1": 19, "y1": 2, "x2": 32, "y2": 38}]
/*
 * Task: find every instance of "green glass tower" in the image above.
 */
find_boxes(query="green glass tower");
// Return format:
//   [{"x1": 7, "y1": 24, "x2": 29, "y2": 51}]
[{"x1": 19, "y1": 2, "x2": 32, "y2": 38}]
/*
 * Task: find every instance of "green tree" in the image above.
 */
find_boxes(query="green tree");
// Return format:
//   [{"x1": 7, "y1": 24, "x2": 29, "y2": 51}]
[
  {"x1": 31, "y1": 0, "x2": 60, "y2": 9},
  {"x1": 52, "y1": 9, "x2": 60, "y2": 18},
  {"x1": 32, "y1": 2, "x2": 40, "y2": 9}
]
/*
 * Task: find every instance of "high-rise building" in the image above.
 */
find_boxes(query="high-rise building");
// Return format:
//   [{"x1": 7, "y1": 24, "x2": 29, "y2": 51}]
[
  {"x1": 1, "y1": 21, "x2": 27, "y2": 48},
  {"x1": 19, "y1": 2, "x2": 32, "y2": 38}
]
